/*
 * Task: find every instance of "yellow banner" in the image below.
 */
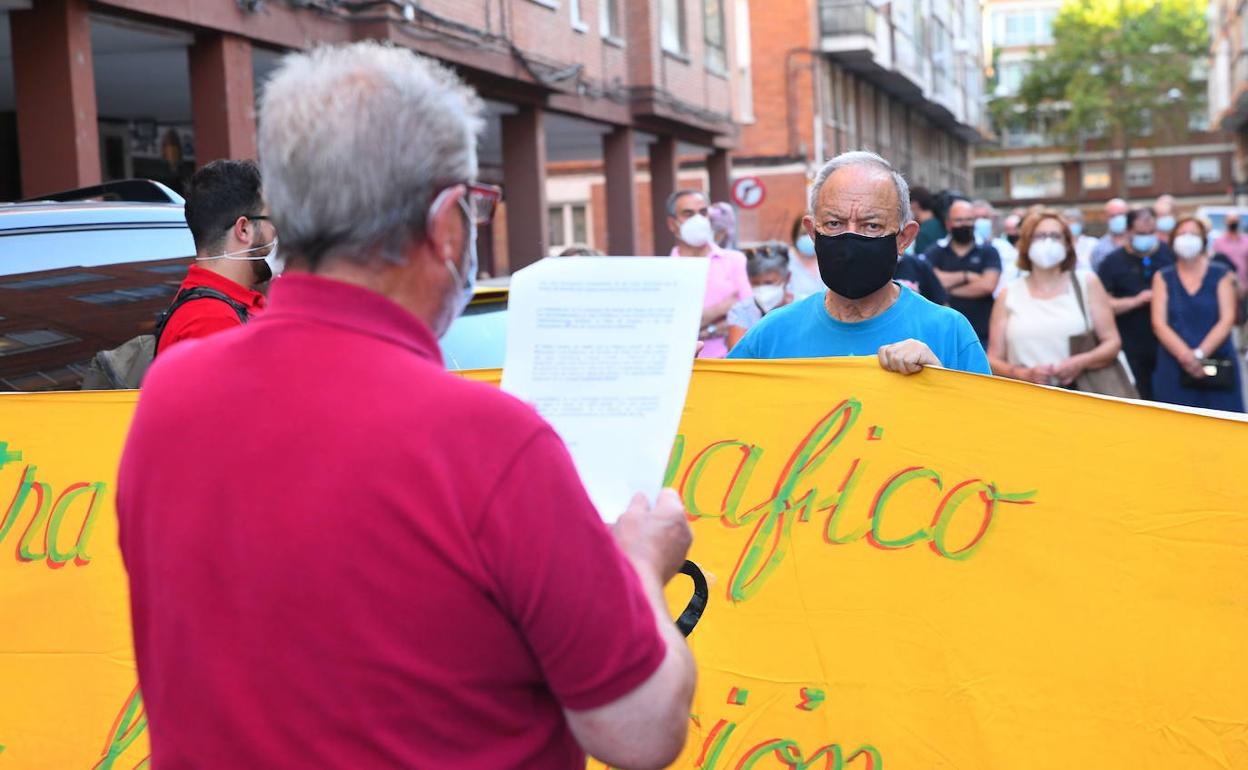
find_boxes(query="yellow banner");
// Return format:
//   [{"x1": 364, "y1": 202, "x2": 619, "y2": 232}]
[{"x1": 3, "y1": 361, "x2": 1247, "y2": 769}]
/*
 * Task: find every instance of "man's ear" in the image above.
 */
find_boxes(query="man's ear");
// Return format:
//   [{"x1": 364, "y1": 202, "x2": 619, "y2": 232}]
[
  {"x1": 897, "y1": 221, "x2": 920, "y2": 255},
  {"x1": 230, "y1": 215, "x2": 251, "y2": 247},
  {"x1": 802, "y1": 215, "x2": 816, "y2": 240},
  {"x1": 426, "y1": 187, "x2": 467, "y2": 267}
]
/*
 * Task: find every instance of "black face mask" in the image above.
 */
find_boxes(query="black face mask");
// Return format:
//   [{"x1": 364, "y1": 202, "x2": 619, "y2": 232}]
[
  {"x1": 815, "y1": 231, "x2": 898, "y2": 299},
  {"x1": 1006, "y1": 234, "x2": 1020, "y2": 246},
  {"x1": 950, "y1": 225, "x2": 974, "y2": 244},
  {"x1": 1229, "y1": 221, "x2": 1240, "y2": 233}
]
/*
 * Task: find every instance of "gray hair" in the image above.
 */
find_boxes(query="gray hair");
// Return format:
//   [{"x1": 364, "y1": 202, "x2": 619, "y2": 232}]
[
  {"x1": 666, "y1": 189, "x2": 708, "y2": 217},
  {"x1": 258, "y1": 41, "x2": 484, "y2": 266},
  {"x1": 746, "y1": 243, "x2": 791, "y2": 278},
  {"x1": 1061, "y1": 207, "x2": 1084, "y2": 223},
  {"x1": 808, "y1": 151, "x2": 911, "y2": 226}
]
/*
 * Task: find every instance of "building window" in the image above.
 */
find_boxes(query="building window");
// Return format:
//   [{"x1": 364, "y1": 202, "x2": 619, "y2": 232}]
[
  {"x1": 548, "y1": 203, "x2": 590, "y2": 254},
  {"x1": 974, "y1": 169, "x2": 1005, "y2": 199},
  {"x1": 1126, "y1": 160, "x2": 1154, "y2": 188},
  {"x1": 999, "y1": 8, "x2": 1056, "y2": 47},
  {"x1": 704, "y1": 0, "x2": 727, "y2": 72},
  {"x1": 734, "y1": 0, "x2": 754, "y2": 121},
  {"x1": 1188, "y1": 107, "x2": 1211, "y2": 133},
  {"x1": 1082, "y1": 162, "x2": 1111, "y2": 191},
  {"x1": 1009, "y1": 164, "x2": 1064, "y2": 199},
  {"x1": 570, "y1": 0, "x2": 587, "y2": 30},
  {"x1": 661, "y1": 0, "x2": 687, "y2": 54},
  {"x1": 600, "y1": 0, "x2": 621, "y2": 38},
  {"x1": 1191, "y1": 157, "x2": 1222, "y2": 183},
  {"x1": 994, "y1": 61, "x2": 1029, "y2": 96}
]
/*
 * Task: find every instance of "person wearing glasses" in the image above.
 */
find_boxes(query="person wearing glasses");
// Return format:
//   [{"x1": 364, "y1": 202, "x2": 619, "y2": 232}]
[
  {"x1": 986, "y1": 211, "x2": 1121, "y2": 386},
  {"x1": 156, "y1": 158, "x2": 280, "y2": 354},
  {"x1": 117, "y1": 43, "x2": 696, "y2": 770},
  {"x1": 728, "y1": 150, "x2": 990, "y2": 375},
  {"x1": 1096, "y1": 207, "x2": 1176, "y2": 400}
]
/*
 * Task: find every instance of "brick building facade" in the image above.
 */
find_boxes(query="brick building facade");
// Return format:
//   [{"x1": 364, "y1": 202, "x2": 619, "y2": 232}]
[
  {"x1": 729, "y1": 0, "x2": 990, "y2": 246},
  {"x1": 0, "y1": 0, "x2": 742, "y2": 273}
]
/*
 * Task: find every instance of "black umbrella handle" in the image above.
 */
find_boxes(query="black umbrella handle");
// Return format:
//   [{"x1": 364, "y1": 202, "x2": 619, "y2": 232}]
[{"x1": 674, "y1": 560, "x2": 708, "y2": 637}]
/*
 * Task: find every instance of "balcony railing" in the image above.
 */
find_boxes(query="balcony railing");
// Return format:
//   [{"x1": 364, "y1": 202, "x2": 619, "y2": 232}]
[{"x1": 819, "y1": 0, "x2": 878, "y2": 37}]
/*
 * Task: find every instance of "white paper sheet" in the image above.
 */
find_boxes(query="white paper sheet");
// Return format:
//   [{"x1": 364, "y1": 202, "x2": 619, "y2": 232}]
[{"x1": 500, "y1": 257, "x2": 709, "y2": 522}]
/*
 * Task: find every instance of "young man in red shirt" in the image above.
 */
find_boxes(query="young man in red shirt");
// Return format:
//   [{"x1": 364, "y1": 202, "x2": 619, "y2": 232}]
[
  {"x1": 156, "y1": 159, "x2": 280, "y2": 354},
  {"x1": 118, "y1": 43, "x2": 696, "y2": 770}
]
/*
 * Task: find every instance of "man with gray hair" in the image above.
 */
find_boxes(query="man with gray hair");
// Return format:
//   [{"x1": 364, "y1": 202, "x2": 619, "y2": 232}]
[
  {"x1": 665, "y1": 188, "x2": 752, "y2": 358},
  {"x1": 729, "y1": 151, "x2": 989, "y2": 374},
  {"x1": 117, "y1": 42, "x2": 695, "y2": 770}
]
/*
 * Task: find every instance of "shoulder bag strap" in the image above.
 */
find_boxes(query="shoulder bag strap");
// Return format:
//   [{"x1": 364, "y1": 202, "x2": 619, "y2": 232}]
[{"x1": 1069, "y1": 270, "x2": 1092, "y2": 333}]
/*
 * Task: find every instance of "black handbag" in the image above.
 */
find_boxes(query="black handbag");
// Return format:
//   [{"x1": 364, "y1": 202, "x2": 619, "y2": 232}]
[{"x1": 1180, "y1": 358, "x2": 1236, "y2": 391}]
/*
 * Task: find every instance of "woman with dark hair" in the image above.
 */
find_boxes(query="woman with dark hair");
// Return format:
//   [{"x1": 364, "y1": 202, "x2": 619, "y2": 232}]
[
  {"x1": 1150, "y1": 216, "x2": 1244, "y2": 412},
  {"x1": 987, "y1": 210, "x2": 1121, "y2": 387}
]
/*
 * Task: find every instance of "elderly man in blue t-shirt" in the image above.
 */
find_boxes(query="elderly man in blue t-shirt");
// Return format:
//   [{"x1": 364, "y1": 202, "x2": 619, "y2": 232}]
[{"x1": 728, "y1": 151, "x2": 990, "y2": 376}]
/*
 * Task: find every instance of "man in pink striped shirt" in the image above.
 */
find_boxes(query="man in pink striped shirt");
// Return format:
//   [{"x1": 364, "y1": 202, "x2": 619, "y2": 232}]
[{"x1": 665, "y1": 189, "x2": 752, "y2": 358}]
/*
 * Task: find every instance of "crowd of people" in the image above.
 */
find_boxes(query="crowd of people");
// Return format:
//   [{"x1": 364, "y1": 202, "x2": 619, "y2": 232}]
[
  {"x1": 115, "y1": 41, "x2": 1246, "y2": 770},
  {"x1": 680, "y1": 169, "x2": 1246, "y2": 414}
]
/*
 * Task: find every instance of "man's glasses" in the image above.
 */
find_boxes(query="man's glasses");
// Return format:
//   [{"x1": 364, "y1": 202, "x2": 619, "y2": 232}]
[
  {"x1": 227, "y1": 214, "x2": 270, "y2": 230},
  {"x1": 459, "y1": 182, "x2": 503, "y2": 225}
]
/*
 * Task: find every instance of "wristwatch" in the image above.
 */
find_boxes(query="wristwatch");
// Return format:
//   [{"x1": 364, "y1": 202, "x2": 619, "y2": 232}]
[{"x1": 1193, "y1": 347, "x2": 1205, "y2": 360}]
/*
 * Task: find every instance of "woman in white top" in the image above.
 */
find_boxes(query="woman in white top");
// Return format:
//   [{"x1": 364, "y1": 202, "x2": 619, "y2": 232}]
[{"x1": 987, "y1": 210, "x2": 1121, "y2": 385}]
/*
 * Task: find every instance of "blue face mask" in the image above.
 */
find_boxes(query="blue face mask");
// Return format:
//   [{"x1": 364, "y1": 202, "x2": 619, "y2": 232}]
[
  {"x1": 1156, "y1": 215, "x2": 1176, "y2": 233},
  {"x1": 973, "y1": 218, "x2": 993, "y2": 242},
  {"x1": 1069, "y1": 223, "x2": 1082, "y2": 237},
  {"x1": 795, "y1": 234, "x2": 816, "y2": 257},
  {"x1": 1108, "y1": 214, "x2": 1128, "y2": 235},
  {"x1": 1131, "y1": 234, "x2": 1158, "y2": 254}
]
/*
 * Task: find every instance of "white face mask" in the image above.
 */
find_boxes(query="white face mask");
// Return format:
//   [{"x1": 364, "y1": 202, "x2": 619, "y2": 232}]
[
  {"x1": 678, "y1": 215, "x2": 714, "y2": 248},
  {"x1": 1029, "y1": 239, "x2": 1066, "y2": 270},
  {"x1": 1173, "y1": 233, "x2": 1204, "y2": 260},
  {"x1": 196, "y1": 237, "x2": 281, "y2": 279},
  {"x1": 752, "y1": 283, "x2": 786, "y2": 312}
]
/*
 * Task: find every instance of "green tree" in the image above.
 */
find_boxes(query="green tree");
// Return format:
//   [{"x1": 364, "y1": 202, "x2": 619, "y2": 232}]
[{"x1": 1013, "y1": 0, "x2": 1208, "y2": 196}]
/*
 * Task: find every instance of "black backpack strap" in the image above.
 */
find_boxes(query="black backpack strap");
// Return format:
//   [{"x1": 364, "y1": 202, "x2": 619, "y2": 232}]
[{"x1": 153, "y1": 286, "x2": 250, "y2": 354}]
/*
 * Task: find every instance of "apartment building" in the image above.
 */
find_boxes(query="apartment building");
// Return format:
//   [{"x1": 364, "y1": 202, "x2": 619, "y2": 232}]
[
  {"x1": 1209, "y1": 0, "x2": 1248, "y2": 206},
  {"x1": 977, "y1": 0, "x2": 1232, "y2": 225},
  {"x1": 727, "y1": 0, "x2": 990, "y2": 245},
  {"x1": 0, "y1": 0, "x2": 742, "y2": 272}
]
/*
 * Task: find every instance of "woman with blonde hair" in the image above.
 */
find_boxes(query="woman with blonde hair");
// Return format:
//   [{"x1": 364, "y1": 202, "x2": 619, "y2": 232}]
[{"x1": 987, "y1": 210, "x2": 1123, "y2": 388}]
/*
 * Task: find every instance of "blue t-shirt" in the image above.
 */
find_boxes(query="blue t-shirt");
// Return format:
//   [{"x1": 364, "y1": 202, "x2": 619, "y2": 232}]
[{"x1": 727, "y1": 284, "x2": 991, "y2": 375}]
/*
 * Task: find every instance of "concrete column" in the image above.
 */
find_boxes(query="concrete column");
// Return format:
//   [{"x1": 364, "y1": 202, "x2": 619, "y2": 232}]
[
  {"x1": 11, "y1": 0, "x2": 100, "y2": 197},
  {"x1": 649, "y1": 136, "x2": 678, "y2": 255},
  {"x1": 707, "y1": 148, "x2": 732, "y2": 204},
  {"x1": 602, "y1": 126, "x2": 638, "y2": 255},
  {"x1": 502, "y1": 106, "x2": 548, "y2": 271},
  {"x1": 190, "y1": 33, "x2": 258, "y2": 163}
]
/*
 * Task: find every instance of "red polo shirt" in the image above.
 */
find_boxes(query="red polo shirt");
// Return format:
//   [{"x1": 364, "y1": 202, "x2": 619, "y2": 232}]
[
  {"x1": 118, "y1": 274, "x2": 665, "y2": 769},
  {"x1": 155, "y1": 264, "x2": 266, "y2": 354}
]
